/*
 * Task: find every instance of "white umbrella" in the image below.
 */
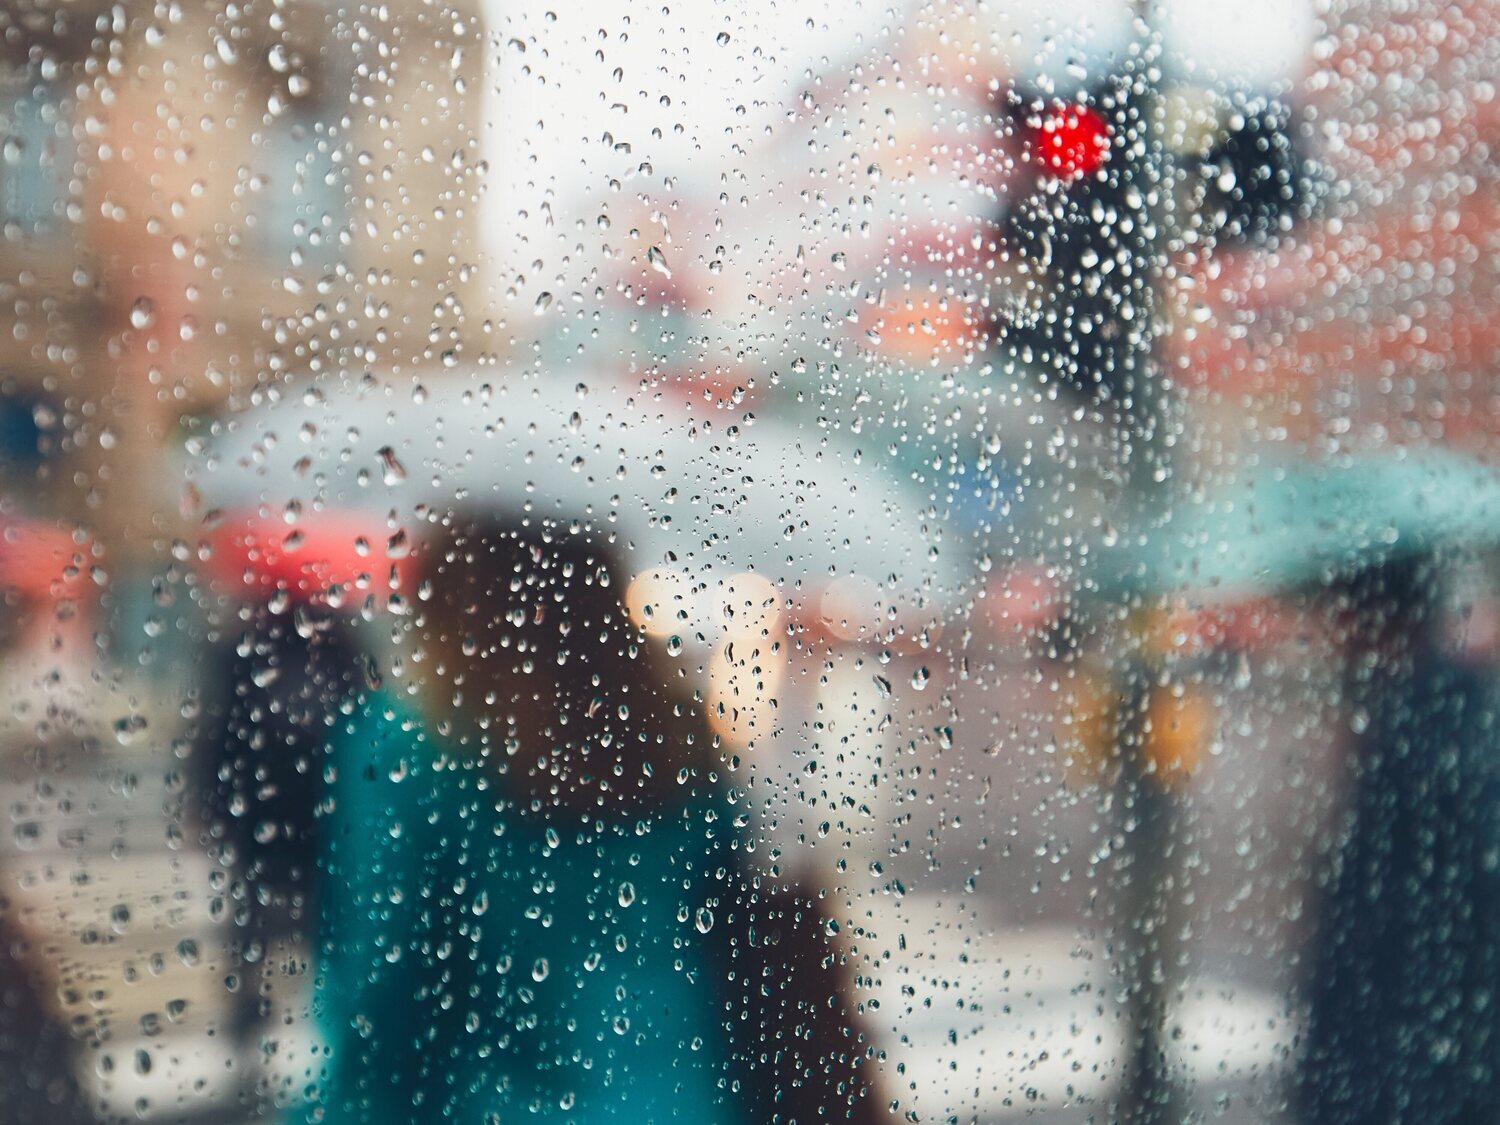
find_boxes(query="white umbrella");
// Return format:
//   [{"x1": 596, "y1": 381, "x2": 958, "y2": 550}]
[{"x1": 192, "y1": 372, "x2": 969, "y2": 615}]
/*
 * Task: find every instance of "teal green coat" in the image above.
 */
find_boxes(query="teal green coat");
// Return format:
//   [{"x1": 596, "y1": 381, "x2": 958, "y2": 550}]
[{"x1": 307, "y1": 696, "x2": 750, "y2": 1124}]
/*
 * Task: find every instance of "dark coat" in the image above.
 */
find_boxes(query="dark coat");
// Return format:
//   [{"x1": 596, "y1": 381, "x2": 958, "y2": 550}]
[{"x1": 1302, "y1": 630, "x2": 1500, "y2": 1123}]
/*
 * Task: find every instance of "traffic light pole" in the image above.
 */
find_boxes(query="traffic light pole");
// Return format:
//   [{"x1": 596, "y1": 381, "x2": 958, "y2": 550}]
[
  {"x1": 1111, "y1": 651, "x2": 1188, "y2": 1125},
  {"x1": 1001, "y1": 6, "x2": 1186, "y2": 1116},
  {"x1": 1103, "y1": 10, "x2": 1187, "y2": 1123}
]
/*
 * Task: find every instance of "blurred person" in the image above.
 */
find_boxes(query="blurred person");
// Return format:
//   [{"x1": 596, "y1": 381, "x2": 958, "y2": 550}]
[
  {"x1": 307, "y1": 514, "x2": 880, "y2": 1123},
  {"x1": 1300, "y1": 553, "x2": 1500, "y2": 1123},
  {"x1": 0, "y1": 517, "x2": 101, "y2": 1123},
  {"x1": 190, "y1": 601, "x2": 362, "y2": 1037}
]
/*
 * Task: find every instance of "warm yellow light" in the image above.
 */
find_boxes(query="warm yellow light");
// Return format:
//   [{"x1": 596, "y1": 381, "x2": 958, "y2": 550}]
[
  {"x1": 623, "y1": 567, "x2": 696, "y2": 638},
  {"x1": 705, "y1": 636, "x2": 786, "y2": 749},
  {"x1": 714, "y1": 572, "x2": 780, "y2": 641}
]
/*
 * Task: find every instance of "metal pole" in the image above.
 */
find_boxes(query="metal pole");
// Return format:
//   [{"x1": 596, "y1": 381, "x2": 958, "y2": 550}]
[
  {"x1": 1112, "y1": 648, "x2": 1187, "y2": 1125},
  {"x1": 1107, "y1": 5, "x2": 1187, "y2": 1120}
]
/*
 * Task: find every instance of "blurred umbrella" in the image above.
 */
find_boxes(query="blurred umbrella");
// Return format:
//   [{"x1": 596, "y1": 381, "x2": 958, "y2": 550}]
[
  {"x1": 1094, "y1": 447, "x2": 1500, "y2": 601},
  {"x1": 191, "y1": 374, "x2": 969, "y2": 625}
]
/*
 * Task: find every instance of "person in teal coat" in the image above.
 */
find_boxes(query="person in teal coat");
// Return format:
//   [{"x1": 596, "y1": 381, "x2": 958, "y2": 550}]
[{"x1": 306, "y1": 514, "x2": 881, "y2": 1123}]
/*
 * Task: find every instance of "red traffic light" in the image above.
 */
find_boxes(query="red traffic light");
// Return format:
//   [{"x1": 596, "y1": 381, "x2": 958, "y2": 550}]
[{"x1": 1034, "y1": 104, "x2": 1111, "y2": 179}]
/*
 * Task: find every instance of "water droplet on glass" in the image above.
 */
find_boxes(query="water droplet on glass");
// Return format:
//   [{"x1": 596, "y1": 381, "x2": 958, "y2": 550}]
[
  {"x1": 377, "y1": 446, "x2": 407, "y2": 485},
  {"x1": 114, "y1": 714, "x2": 148, "y2": 746}
]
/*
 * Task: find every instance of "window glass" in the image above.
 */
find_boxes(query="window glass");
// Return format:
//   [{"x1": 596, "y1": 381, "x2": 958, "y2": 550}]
[{"x1": 0, "y1": 2, "x2": 1495, "y2": 1123}]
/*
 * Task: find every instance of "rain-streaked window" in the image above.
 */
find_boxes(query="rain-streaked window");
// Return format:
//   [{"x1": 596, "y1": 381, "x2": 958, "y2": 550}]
[{"x1": 0, "y1": 1, "x2": 1496, "y2": 1123}]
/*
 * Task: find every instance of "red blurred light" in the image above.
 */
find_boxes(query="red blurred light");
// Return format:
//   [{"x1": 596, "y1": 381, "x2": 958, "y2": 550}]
[
  {"x1": 207, "y1": 510, "x2": 413, "y2": 608},
  {"x1": 1035, "y1": 105, "x2": 1111, "y2": 179},
  {"x1": 0, "y1": 519, "x2": 94, "y2": 602}
]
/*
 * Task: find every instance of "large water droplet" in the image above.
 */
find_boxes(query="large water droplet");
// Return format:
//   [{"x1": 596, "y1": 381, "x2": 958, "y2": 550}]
[
  {"x1": 114, "y1": 714, "x2": 148, "y2": 746},
  {"x1": 377, "y1": 446, "x2": 407, "y2": 485}
]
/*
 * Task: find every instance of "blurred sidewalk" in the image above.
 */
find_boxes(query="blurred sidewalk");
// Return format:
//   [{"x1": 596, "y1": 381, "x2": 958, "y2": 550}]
[{"x1": 865, "y1": 897, "x2": 1296, "y2": 1122}]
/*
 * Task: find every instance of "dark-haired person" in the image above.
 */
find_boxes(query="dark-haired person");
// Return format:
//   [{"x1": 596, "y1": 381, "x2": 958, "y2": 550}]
[{"x1": 307, "y1": 515, "x2": 881, "y2": 1123}]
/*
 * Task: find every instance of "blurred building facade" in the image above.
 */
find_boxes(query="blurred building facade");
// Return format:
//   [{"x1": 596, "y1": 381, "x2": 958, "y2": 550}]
[{"x1": 0, "y1": 0, "x2": 484, "y2": 592}]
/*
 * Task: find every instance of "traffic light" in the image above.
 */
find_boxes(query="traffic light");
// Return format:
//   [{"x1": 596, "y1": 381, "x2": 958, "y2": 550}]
[
  {"x1": 996, "y1": 80, "x2": 1311, "y2": 412},
  {"x1": 1032, "y1": 103, "x2": 1112, "y2": 180},
  {"x1": 1197, "y1": 90, "x2": 1310, "y2": 244},
  {"x1": 998, "y1": 78, "x2": 1154, "y2": 413}
]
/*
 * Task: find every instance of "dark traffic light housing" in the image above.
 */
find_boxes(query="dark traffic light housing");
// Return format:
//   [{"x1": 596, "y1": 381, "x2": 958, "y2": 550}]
[
  {"x1": 1197, "y1": 89, "x2": 1311, "y2": 244},
  {"x1": 996, "y1": 79, "x2": 1312, "y2": 412},
  {"x1": 999, "y1": 78, "x2": 1155, "y2": 413}
]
